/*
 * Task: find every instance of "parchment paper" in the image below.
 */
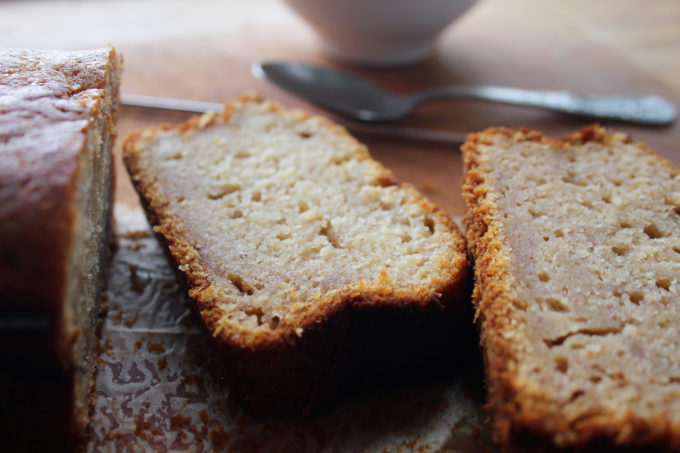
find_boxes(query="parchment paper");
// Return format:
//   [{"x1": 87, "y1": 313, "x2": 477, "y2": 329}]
[{"x1": 88, "y1": 204, "x2": 494, "y2": 452}]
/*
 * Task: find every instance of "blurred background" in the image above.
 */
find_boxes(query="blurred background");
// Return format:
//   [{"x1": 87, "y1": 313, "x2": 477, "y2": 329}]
[{"x1": 2, "y1": 0, "x2": 678, "y2": 216}]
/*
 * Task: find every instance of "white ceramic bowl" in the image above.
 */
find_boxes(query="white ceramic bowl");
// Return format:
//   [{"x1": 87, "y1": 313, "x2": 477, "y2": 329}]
[{"x1": 283, "y1": 0, "x2": 478, "y2": 66}]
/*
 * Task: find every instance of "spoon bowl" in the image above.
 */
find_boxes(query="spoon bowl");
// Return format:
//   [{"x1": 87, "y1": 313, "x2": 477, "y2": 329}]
[{"x1": 253, "y1": 62, "x2": 410, "y2": 121}]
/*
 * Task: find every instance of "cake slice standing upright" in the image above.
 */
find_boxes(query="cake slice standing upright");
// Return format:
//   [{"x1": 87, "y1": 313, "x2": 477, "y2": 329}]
[{"x1": 463, "y1": 126, "x2": 680, "y2": 449}]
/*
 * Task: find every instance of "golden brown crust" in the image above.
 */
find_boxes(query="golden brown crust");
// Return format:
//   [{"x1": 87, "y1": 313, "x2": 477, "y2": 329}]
[
  {"x1": 0, "y1": 47, "x2": 121, "y2": 451},
  {"x1": 123, "y1": 94, "x2": 471, "y2": 415},
  {"x1": 462, "y1": 125, "x2": 680, "y2": 450},
  {"x1": 0, "y1": 47, "x2": 116, "y2": 313}
]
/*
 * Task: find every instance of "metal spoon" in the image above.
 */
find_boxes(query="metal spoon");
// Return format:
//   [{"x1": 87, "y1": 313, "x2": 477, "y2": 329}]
[{"x1": 253, "y1": 62, "x2": 677, "y2": 126}]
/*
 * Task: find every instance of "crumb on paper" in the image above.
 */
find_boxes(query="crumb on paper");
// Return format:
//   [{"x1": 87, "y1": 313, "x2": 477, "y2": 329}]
[
  {"x1": 109, "y1": 303, "x2": 122, "y2": 325},
  {"x1": 170, "y1": 414, "x2": 192, "y2": 432},
  {"x1": 147, "y1": 341, "x2": 165, "y2": 354},
  {"x1": 181, "y1": 375, "x2": 203, "y2": 387},
  {"x1": 129, "y1": 241, "x2": 147, "y2": 251},
  {"x1": 129, "y1": 264, "x2": 146, "y2": 293},
  {"x1": 123, "y1": 311, "x2": 140, "y2": 328},
  {"x1": 133, "y1": 414, "x2": 156, "y2": 441},
  {"x1": 119, "y1": 230, "x2": 151, "y2": 241},
  {"x1": 209, "y1": 425, "x2": 229, "y2": 451},
  {"x1": 97, "y1": 339, "x2": 114, "y2": 355}
]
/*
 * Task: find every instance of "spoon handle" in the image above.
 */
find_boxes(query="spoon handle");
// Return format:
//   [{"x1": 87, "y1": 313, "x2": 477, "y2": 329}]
[{"x1": 410, "y1": 86, "x2": 677, "y2": 126}]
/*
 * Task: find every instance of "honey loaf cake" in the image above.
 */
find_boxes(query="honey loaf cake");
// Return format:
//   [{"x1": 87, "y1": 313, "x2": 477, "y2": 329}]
[
  {"x1": 123, "y1": 94, "x2": 470, "y2": 416},
  {"x1": 0, "y1": 47, "x2": 121, "y2": 450},
  {"x1": 462, "y1": 126, "x2": 680, "y2": 449}
]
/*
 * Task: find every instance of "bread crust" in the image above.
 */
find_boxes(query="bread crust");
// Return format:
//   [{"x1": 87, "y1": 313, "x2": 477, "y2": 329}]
[
  {"x1": 0, "y1": 47, "x2": 120, "y2": 451},
  {"x1": 0, "y1": 46, "x2": 117, "y2": 342},
  {"x1": 1, "y1": 49, "x2": 109, "y2": 311},
  {"x1": 124, "y1": 94, "x2": 471, "y2": 415},
  {"x1": 462, "y1": 125, "x2": 680, "y2": 450}
]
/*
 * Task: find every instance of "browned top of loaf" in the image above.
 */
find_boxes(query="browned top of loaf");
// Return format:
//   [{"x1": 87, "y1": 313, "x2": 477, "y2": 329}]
[
  {"x1": 463, "y1": 125, "x2": 680, "y2": 449},
  {"x1": 123, "y1": 94, "x2": 469, "y2": 350},
  {"x1": 0, "y1": 47, "x2": 119, "y2": 310}
]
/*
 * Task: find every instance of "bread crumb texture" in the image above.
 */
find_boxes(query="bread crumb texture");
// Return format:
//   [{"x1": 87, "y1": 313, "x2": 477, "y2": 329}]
[
  {"x1": 124, "y1": 95, "x2": 467, "y2": 347},
  {"x1": 463, "y1": 125, "x2": 680, "y2": 449}
]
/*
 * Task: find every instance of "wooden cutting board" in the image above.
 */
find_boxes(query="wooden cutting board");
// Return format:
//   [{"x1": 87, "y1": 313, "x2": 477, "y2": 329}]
[{"x1": 112, "y1": 0, "x2": 680, "y2": 219}]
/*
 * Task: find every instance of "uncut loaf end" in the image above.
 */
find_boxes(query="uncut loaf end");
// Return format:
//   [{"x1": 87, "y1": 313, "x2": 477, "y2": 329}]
[
  {"x1": 0, "y1": 47, "x2": 121, "y2": 451},
  {"x1": 123, "y1": 95, "x2": 471, "y2": 416},
  {"x1": 463, "y1": 126, "x2": 680, "y2": 450}
]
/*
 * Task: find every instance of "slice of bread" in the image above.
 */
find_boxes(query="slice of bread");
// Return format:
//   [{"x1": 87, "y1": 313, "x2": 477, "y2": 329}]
[
  {"x1": 123, "y1": 94, "x2": 470, "y2": 416},
  {"x1": 0, "y1": 47, "x2": 121, "y2": 450},
  {"x1": 462, "y1": 125, "x2": 680, "y2": 449}
]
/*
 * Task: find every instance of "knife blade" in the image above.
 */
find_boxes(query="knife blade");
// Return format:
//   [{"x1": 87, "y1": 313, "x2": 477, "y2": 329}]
[{"x1": 121, "y1": 94, "x2": 466, "y2": 144}]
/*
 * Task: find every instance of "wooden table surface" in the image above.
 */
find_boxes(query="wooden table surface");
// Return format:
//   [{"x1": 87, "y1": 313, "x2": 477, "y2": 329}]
[{"x1": 2, "y1": 0, "x2": 679, "y2": 217}]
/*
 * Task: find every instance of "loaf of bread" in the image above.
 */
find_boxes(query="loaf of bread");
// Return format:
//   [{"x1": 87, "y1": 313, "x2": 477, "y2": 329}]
[
  {"x1": 123, "y1": 94, "x2": 470, "y2": 416},
  {"x1": 0, "y1": 47, "x2": 121, "y2": 450},
  {"x1": 462, "y1": 125, "x2": 680, "y2": 449}
]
